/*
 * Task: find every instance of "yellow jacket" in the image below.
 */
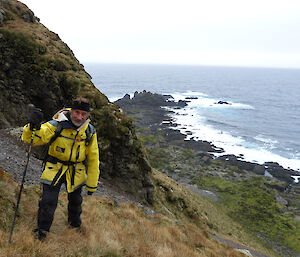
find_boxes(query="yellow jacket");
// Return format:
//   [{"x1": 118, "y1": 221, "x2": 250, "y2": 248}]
[{"x1": 21, "y1": 109, "x2": 100, "y2": 193}]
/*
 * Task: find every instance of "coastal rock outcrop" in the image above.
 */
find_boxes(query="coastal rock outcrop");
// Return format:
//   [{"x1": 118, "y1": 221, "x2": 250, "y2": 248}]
[
  {"x1": 216, "y1": 155, "x2": 299, "y2": 184},
  {"x1": 115, "y1": 90, "x2": 221, "y2": 153},
  {"x1": 115, "y1": 90, "x2": 188, "y2": 108},
  {"x1": 115, "y1": 90, "x2": 300, "y2": 206}
]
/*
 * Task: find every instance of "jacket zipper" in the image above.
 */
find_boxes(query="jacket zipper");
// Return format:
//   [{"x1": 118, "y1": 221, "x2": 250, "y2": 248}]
[{"x1": 68, "y1": 131, "x2": 79, "y2": 186}]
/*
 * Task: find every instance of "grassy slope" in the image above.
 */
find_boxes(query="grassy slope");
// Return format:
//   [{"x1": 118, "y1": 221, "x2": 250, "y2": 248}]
[
  {"x1": 0, "y1": 167, "x2": 276, "y2": 257},
  {"x1": 139, "y1": 131, "x2": 300, "y2": 256},
  {"x1": 152, "y1": 170, "x2": 278, "y2": 257},
  {"x1": 192, "y1": 175, "x2": 300, "y2": 253}
]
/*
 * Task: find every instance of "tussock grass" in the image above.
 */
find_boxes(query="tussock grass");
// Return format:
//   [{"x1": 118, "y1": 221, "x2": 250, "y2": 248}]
[{"x1": 0, "y1": 168, "x2": 250, "y2": 257}]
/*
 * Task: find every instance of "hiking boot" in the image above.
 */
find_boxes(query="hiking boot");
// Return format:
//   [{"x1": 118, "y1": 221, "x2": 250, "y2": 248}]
[
  {"x1": 33, "y1": 228, "x2": 47, "y2": 241},
  {"x1": 68, "y1": 225, "x2": 82, "y2": 233}
]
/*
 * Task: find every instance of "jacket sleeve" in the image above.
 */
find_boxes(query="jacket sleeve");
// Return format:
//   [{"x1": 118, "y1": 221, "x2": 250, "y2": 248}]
[
  {"x1": 21, "y1": 122, "x2": 57, "y2": 146},
  {"x1": 85, "y1": 132, "x2": 100, "y2": 192}
]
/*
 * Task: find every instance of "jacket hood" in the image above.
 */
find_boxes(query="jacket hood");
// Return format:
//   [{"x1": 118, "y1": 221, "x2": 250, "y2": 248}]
[{"x1": 52, "y1": 108, "x2": 70, "y2": 122}]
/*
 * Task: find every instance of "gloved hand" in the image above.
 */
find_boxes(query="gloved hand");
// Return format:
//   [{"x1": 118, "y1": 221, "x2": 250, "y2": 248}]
[
  {"x1": 28, "y1": 108, "x2": 43, "y2": 130},
  {"x1": 87, "y1": 191, "x2": 93, "y2": 196}
]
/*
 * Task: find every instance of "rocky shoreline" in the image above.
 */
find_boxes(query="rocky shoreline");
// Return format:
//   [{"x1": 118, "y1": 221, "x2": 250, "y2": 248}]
[
  {"x1": 115, "y1": 90, "x2": 300, "y2": 257},
  {"x1": 115, "y1": 90, "x2": 300, "y2": 186}
]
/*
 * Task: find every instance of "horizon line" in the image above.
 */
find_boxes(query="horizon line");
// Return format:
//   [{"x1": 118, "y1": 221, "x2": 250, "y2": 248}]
[{"x1": 81, "y1": 61, "x2": 300, "y2": 70}]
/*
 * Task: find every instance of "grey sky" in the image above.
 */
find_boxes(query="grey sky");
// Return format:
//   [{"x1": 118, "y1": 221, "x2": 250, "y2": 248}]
[{"x1": 20, "y1": 0, "x2": 300, "y2": 68}]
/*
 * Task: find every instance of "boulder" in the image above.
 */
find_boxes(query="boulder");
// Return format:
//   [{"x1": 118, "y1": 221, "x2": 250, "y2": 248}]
[
  {"x1": 235, "y1": 249, "x2": 253, "y2": 257},
  {"x1": 22, "y1": 11, "x2": 36, "y2": 23}
]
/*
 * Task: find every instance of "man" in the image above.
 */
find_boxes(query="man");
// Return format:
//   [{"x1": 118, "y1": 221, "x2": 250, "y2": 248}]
[{"x1": 21, "y1": 97, "x2": 100, "y2": 240}]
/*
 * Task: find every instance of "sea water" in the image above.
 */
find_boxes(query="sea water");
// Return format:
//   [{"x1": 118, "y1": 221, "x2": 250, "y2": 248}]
[{"x1": 84, "y1": 63, "x2": 300, "y2": 172}]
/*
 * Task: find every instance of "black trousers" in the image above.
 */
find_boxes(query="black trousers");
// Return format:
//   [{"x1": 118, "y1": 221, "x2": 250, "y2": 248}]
[{"x1": 38, "y1": 175, "x2": 82, "y2": 232}]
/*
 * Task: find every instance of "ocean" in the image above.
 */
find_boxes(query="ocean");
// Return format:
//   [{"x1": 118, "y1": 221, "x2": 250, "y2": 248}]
[{"x1": 84, "y1": 63, "x2": 300, "y2": 172}]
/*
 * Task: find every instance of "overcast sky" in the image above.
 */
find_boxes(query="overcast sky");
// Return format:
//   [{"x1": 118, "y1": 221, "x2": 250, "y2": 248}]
[{"x1": 20, "y1": 0, "x2": 300, "y2": 68}]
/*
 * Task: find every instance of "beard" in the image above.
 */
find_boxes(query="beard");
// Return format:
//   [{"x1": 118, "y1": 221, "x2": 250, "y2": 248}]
[{"x1": 70, "y1": 114, "x2": 85, "y2": 127}]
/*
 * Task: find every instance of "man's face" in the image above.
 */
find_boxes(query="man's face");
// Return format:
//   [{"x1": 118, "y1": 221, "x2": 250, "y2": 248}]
[{"x1": 70, "y1": 109, "x2": 89, "y2": 127}]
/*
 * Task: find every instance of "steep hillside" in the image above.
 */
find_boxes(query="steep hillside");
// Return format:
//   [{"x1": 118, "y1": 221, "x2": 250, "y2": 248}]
[
  {"x1": 0, "y1": 167, "x2": 276, "y2": 257},
  {"x1": 0, "y1": 126, "x2": 277, "y2": 257},
  {"x1": 0, "y1": 0, "x2": 153, "y2": 204}
]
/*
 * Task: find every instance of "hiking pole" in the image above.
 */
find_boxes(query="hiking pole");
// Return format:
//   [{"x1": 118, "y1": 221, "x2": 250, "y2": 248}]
[{"x1": 8, "y1": 128, "x2": 36, "y2": 244}]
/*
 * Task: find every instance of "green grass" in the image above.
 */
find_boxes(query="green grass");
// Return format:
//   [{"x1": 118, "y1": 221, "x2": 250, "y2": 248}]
[
  {"x1": 146, "y1": 148, "x2": 171, "y2": 169},
  {"x1": 0, "y1": 30, "x2": 46, "y2": 63},
  {"x1": 136, "y1": 127, "x2": 299, "y2": 255},
  {"x1": 192, "y1": 176, "x2": 300, "y2": 253}
]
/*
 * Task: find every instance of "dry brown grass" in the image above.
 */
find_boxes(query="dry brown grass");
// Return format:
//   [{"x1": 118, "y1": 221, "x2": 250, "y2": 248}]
[{"x1": 0, "y1": 168, "x2": 250, "y2": 257}]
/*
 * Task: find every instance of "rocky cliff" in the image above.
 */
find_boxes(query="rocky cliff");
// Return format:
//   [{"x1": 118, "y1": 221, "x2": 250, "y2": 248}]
[{"x1": 0, "y1": 0, "x2": 153, "y2": 204}]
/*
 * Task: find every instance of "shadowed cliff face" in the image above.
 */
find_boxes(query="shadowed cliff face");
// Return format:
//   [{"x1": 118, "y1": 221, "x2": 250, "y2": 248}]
[{"x1": 0, "y1": 0, "x2": 153, "y2": 204}]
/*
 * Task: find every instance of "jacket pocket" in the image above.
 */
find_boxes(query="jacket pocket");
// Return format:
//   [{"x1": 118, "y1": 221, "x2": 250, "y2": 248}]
[{"x1": 40, "y1": 163, "x2": 61, "y2": 182}]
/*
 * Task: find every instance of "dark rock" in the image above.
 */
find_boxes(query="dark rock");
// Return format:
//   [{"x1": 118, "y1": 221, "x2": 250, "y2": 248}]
[
  {"x1": 216, "y1": 101, "x2": 231, "y2": 105},
  {"x1": 264, "y1": 162, "x2": 297, "y2": 183},
  {"x1": 215, "y1": 156, "x2": 297, "y2": 184},
  {"x1": 123, "y1": 93, "x2": 130, "y2": 100},
  {"x1": 185, "y1": 97, "x2": 198, "y2": 99},
  {"x1": 266, "y1": 183, "x2": 285, "y2": 192},
  {"x1": 163, "y1": 94, "x2": 174, "y2": 100},
  {"x1": 178, "y1": 100, "x2": 188, "y2": 107},
  {"x1": 22, "y1": 11, "x2": 35, "y2": 23},
  {"x1": 115, "y1": 94, "x2": 131, "y2": 105},
  {"x1": 253, "y1": 164, "x2": 265, "y2": 175},
  {"x1": 218, "y1": 155, "x2": 265, "y2": 175},
  {"x1": 0, "y1": 112, "x2": 10, "y2": 128},
  {"x1": 115, "y1": 90, "x2": 188, "y2": 109}
]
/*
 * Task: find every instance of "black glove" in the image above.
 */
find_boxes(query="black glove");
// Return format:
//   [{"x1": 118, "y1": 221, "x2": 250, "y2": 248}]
[
  {"x1": 87, "y1": 191, "x2": 93, "y2": 196},
  {"x1": 28, "y1": 108, "x2": 43, "y2": 130}
]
